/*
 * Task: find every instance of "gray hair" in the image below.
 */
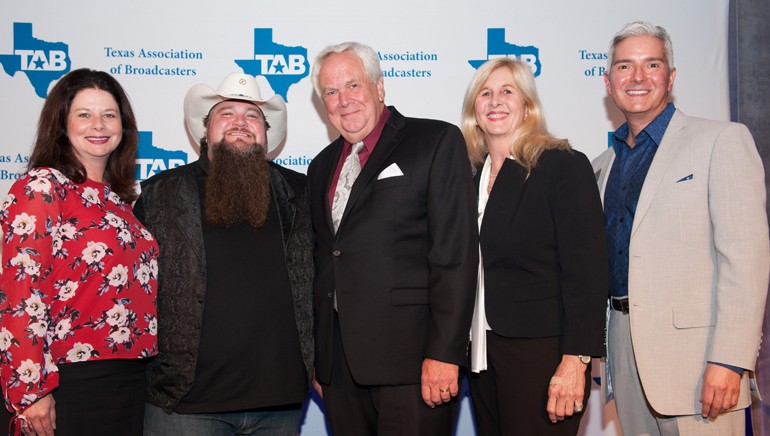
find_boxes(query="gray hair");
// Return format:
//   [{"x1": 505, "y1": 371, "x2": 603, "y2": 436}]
[
  {"x1": 311, "y1": 41, "x2": 382, "y2": 97},
  {"x1": 608, "y1": 21, "x2": 674, "y2": 70}
]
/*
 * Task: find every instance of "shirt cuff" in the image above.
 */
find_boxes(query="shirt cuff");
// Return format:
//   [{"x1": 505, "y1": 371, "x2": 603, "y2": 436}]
[{"x1": 708, "y1": 361, "x2": 744, "y2": 376}]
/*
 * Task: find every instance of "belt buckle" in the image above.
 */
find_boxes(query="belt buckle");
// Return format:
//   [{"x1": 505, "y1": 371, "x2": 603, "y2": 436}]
[{"x1": 611, "y1": 297, "x2": 629, "y2": 314}]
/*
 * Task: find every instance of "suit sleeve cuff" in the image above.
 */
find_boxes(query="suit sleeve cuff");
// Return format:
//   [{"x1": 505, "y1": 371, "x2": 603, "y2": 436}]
[{"x1": 708, "y1": 361, "x2": 745, "y2": 376}]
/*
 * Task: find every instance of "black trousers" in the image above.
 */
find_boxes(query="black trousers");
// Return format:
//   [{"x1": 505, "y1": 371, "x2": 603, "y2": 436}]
[
  {"x1": 3, "y1": 359, "x2": 148, "y2": 436},
  {"x1": 468, "y1": 332, "x2": 590, "y2": 436},
  {"x1": 321, "y1": 313, "x2": 458, "y2": 436}
]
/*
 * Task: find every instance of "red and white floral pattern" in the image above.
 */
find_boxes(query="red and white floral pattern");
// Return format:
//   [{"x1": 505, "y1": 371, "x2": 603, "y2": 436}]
[{"x1": 0, "y1": 168, "x2": 158, "y2": 413}]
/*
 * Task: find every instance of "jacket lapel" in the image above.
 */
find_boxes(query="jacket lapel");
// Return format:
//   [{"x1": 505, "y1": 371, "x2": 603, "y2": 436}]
[
  {"x1": 269, "y1": 165, "x2": 296, "y2": 251},
  {"x1": 480, "y1": 158, "x2": 528, "y2": 233},
  {"x1": 174, "y1": 170, "x2": 206, "y2": 269},
  {"x1": 596, "y1": 151, "x2": 616, "y2": 203},
  {"x1": 337, "y1": 108, "x2": 405, "y2": 232},
  {"x1": 323, "y1": 138, "x2": 345, "y2": 234},
  {"x1": 631, "y1": 110, "x2": 687, "y2": 237}
]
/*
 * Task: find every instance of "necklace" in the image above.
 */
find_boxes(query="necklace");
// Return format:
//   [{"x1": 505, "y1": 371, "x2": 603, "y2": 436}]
[{"x1": 487, "y1": 172, "x2": 497, "y2": 194}]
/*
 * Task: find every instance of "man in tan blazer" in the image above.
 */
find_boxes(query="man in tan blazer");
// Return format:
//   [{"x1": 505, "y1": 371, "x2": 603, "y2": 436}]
[{"x1": 593, "y1": 21, "x2": 770, "y2": 435}]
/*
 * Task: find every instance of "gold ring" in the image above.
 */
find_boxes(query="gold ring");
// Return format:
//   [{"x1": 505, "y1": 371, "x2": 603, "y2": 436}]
[{"x1": 439, "y1": 388, "x2": 450, "y2": 393}]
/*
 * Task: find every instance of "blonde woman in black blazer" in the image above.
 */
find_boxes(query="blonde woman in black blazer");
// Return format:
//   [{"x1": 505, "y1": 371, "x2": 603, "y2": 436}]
[{"x1": 462, "y1": 58, "x2": 608, "y2": 435}]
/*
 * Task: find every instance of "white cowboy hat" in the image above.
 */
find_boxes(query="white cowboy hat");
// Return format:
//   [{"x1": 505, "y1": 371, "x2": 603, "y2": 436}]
[{"x1": 184, "y1": 72, "x2": 287, "y2": 152}]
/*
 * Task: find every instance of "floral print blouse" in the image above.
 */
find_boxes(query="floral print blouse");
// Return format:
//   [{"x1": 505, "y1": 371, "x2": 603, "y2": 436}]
[{"x1": 0, "y1": 168, "x2": 159, "y2": 413}]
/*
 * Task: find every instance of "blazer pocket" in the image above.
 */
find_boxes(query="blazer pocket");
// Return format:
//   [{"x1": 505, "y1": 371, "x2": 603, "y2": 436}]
[
  {"x1": 391, "y1": 288, "x2": 429, "y2": 306},
  {"x1": 373, "y1": 175, "x2": 411, "y2": 191},
  {"x1": 672, "y1": 302, "x2": 716, "y2": 329}
]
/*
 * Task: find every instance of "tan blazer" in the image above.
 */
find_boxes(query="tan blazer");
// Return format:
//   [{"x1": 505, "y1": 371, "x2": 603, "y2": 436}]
[{"x1": 592, "y1": 109, "x2": 770, "y2": 416}]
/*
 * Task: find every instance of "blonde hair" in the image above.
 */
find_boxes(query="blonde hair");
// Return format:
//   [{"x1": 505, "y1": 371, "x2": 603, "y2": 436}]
[{"x1": 461, "y1": 58, "x2": 570, "y2": 173}]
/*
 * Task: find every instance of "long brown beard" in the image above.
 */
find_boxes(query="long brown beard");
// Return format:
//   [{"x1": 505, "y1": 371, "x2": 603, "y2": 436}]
[{"x1": 204, "y1": 140, "x2": 271, "y2": 228}]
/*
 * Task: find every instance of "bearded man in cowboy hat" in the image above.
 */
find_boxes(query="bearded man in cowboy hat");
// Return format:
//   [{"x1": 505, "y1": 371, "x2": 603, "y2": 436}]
[{"x1": 135, "y1": 72, "x2": 314, "y2": 435}]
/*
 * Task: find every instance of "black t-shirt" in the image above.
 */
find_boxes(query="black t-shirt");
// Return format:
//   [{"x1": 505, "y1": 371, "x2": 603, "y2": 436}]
[{"x1": 176, "y1": 186, "x2": 307, "y2": 413}]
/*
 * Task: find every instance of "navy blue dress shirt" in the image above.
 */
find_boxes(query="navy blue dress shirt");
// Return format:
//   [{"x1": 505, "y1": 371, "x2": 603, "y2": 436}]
[{"x1": 605, "y1": 103, "x2": 675, "y2": 298}]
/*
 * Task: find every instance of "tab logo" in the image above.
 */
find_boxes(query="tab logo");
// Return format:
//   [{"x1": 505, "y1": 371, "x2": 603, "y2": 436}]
[
  {"x1": 468, "y1": 28, "x2": 542, "y2": 77},
  {"x1": 252, "y1": 53, "x2": 306, "y2": 75},
  {"x1": 135, "y1": 131, "x2": 188, "y2": 181},
  {"x1": 235, "y1": 29, "x2": 308, "y2": 102},
  {"x1": 0, "y1": 23, "x2": 71, "y2": 98},
  {"x1": 16, "y1": 49, "x2": 67, "y2": 71}
]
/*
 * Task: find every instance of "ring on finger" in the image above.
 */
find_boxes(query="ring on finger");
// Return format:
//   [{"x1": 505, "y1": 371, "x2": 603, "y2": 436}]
[{"x1": 574, "y1": 402, "x2": 583, "y2": 413}]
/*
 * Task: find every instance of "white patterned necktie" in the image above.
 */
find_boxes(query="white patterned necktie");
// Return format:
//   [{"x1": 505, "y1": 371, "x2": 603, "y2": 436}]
[{"x1": 331, "y1": 141, "x2": 364, "y2": 233}]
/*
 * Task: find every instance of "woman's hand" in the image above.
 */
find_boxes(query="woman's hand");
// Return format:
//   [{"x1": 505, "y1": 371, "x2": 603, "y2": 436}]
[
  {"x1": 546, "y1": 355, "x2": 588, "y2": 423},
  {"x1": 19, "y1": 394, "x2": 56, "y2": 436}
]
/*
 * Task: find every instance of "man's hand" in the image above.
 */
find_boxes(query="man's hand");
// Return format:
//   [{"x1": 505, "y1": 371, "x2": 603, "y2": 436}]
[
  {"x1": 547, "y1": 355, "x2": 588, "y2": 423},
  {"x1": 20, "y1": 394, "x2": 56, "y2": 436},
  {"x1": 701, "y1": 363, "x2": 741, "y2": 421},
  {"x1": 421, "y1": 358, "x2": 459, "y2": 408},
  {"x1": 311, "y1": 370, "x2": 323, "y2": 399}
]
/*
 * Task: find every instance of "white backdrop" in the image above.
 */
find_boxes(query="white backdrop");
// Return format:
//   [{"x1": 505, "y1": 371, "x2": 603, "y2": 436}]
[{"x1": 1, "y1": 1, "x2": 730, "y2": 434}]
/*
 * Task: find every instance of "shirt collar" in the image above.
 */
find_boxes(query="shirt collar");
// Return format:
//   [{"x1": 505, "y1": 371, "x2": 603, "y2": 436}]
[
  {"x1": 197, "y1": 149, "x2": 211, "y2": 173},
  {"x1": 612, "y1": 103, "x2": 676, "y2": 153},
  {"x1": 344, "y1": 105, "x2": 390, "y2": 151}
]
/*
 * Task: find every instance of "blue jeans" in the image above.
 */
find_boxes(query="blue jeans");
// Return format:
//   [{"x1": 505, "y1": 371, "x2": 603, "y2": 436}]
[{"x1": 144, "y1": 403, "x2": 302, "y2": 436}]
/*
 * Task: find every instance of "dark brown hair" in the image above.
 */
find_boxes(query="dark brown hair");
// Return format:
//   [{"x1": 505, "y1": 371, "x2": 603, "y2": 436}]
[{"x1": 28, "y1": 68, "x2": 139, "y2": 202}]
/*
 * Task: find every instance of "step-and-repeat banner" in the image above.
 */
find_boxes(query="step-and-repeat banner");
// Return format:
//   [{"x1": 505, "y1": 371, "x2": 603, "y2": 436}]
[{"x1": 1, "y1": 1, "x2": 730, "y2": 435}]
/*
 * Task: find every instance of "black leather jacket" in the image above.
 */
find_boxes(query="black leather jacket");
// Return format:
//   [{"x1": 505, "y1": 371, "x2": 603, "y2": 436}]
[{"x1": 134, "y1": 156, "x2": 314, "y2": 413}]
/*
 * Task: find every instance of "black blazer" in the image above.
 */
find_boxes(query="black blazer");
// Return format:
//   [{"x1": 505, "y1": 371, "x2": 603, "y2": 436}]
[
  {"x1": 308, "y1": 107, "x2": 478, "y2": 385},
  {"x1": 478, "y1": 148, "x2": 607, "y2": 356}
]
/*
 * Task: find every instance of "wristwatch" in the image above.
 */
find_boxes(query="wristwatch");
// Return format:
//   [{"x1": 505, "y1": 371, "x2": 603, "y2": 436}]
[{"x1": 578, "y1": 355, "x2": 591, "y2": 364}]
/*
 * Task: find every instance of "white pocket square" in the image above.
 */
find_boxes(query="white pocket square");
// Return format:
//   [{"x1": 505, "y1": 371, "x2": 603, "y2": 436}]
[{"x1": 377, "y1": 163, "x2": 404, "y2": 180}]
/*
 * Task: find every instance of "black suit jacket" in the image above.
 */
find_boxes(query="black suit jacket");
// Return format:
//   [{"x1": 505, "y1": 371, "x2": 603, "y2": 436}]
[
  {"x1": 478, "y1": 148, "x2": 607, "y2": 356},
  {"x1": 308, "y1": 107, "x2": 478, "y2": 385}
]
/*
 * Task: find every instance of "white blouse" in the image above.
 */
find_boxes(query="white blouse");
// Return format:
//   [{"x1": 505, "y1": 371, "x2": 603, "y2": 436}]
[{"x1": 470, "y1": 154, "x2": 513, "y2": 373}]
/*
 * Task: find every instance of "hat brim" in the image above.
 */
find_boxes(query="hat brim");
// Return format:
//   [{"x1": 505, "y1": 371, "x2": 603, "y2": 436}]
[{"x1": 184, "y1": 83, "x2": 287, "y2": 153}]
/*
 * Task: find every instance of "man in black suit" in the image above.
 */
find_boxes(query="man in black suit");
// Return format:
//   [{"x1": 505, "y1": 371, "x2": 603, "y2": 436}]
[{"x1": 307, "y1": 42, "x2": 478, "y2": 435}]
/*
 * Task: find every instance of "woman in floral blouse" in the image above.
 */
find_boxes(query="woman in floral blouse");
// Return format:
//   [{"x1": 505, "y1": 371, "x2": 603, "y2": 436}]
[{"x1": 0, "y1": 69, "x2": 158, "y2": 435}]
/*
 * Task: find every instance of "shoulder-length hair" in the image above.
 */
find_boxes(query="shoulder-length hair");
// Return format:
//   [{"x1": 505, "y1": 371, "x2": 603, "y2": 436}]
[
  {"x1": 28, "y1": 68, "x2": 139, "y2": 202},
  {"x1": 460, "y1": 58, "x2": 570, "y2": 173}
]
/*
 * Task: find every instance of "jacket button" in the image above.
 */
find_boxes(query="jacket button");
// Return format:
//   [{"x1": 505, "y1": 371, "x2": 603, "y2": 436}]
[{"x1": 332, "y1": 250, "x2": 341, "y2": 256}]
